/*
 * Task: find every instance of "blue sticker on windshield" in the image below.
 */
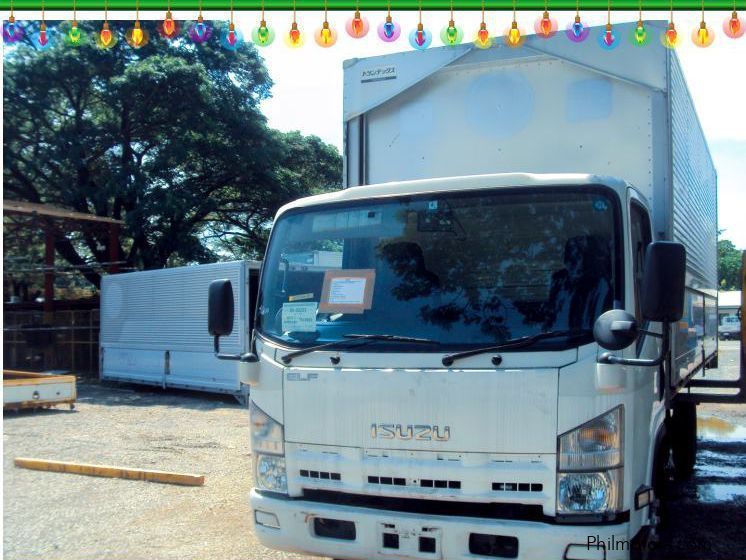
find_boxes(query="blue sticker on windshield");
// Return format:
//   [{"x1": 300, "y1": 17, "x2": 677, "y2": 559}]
[{"x1": 593, "y1": 199, "x2": 609, "y2": 212}]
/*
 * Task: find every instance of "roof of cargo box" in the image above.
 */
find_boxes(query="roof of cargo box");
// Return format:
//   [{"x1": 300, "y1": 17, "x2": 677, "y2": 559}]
[
  {"x1": 277, "y1": 173, "x2": 632, "y2": 214},
  {"x1": 343, "y1": 21, "x2": 671, "y2": 121}
]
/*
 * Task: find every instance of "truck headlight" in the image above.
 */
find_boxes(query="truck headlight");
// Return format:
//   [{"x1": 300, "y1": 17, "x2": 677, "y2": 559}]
[
  {"x1": 558, "y1": 405, "x2": 623, "y2": 471},
  {"x1": 557, "y1": 469, "x2": 622, "y2": 514},
  {"x1": 557, "y1": 406, "x2": 624, "y2": 516},
  {"x1": 250, "y1": 401, "x2": 284, "y2": 455},
  {"x1": 255, "y1": 454, "x2": 288, "y2": 493}
]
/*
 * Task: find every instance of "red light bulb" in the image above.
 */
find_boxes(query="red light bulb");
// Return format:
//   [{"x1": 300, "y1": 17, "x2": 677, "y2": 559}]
[
  {"x1": 290, "y1": 23, "x2": 300, "y2": 44},
  {"x1": 477, "y1": 23, "x2": 489, "y2": 45},
  {"x1": 540, "y1": 11, "x2": 552, "y2": 36},
  {"x1": 352, "y1": 11, "x2": 364, "y2": 36},
  {"x1": 163, "y1": 11, "x2": 176, "y2": 36},
  {"x1": 729, "y1": 12, "x2": 741, "y2": 35},
  {"x1": 666, "y1": 23, "x2": 678, "y2": 45}
]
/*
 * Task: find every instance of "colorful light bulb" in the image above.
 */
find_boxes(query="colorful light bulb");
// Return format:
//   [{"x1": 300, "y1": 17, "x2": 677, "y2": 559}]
[
  {"x1": 631, "y1": 19, "x2": 649, "y2": 46},
  {"x1": 346, "y1": 10, "x2": 370, "y2": 38},
  {"x1": 3, "y1": 16, "x2": 25, "y2": 44},
  {"x1": 99, "y1": 22, "x2": 113, "y2": 46},
  {"x1": 535, "y1": 10, "x2": 557, "y2": 38},
  {"x1": 251, "y1": 20, "x2": 275, "y2": 46},
  {"x1": 97, "y1": 20, "x2": 117, "y2": 49},
  {"x1": 315, "y1": 20, "x2": 337, "y2": 47},
  {"x1": 188, "y1": 16, "x2": 212, "y2": 43},
  {"x1": 474, "y1": 21, "x2": 491, "y2": 49},
  {"x1": 377, "y1": 15, "x2": 401, "y2": 42},
  {"x1": 408, "y1": 22, "x2": 432, "y2": 50},
  {"x1": 440, "y1": 20, "x2": 463, "y2": 46},
  {"x1": 597, "y1": 23, "x2": 618, "y2": 50},
  {"x1": 158, "y1": 10, "x2": 181, "y2": 39},
  {"x1": 504, "y1": 20, "x2": 522, "y2": 48},
  {"x1": 126, "y1": 20, "x2": 149, "y2": 48},
  {"x1": 163, "y1": 12, "x2": 175, "y2": 35},
  {"x1": 662, "y1": 21, "x2": 679, "y2": 48},
  {"x1": 66, "y1": 21, "x2": 83, "y2": 45},
  {"x1": 285, "y1": 21, "x2": 303, "y2": 48},
  {"x1": 566, "y1": 15, "x2": 589, "y2": 43},
  {"x1": 724, "y1": 10, "x2": 744, "y2": 38},
  {"x1": 692, "y1": 20, "x2": 715, "y2": 47},
  {"x1": 220, "y1": 22, "x2": 244, "y2": 50},
  {"x1": 32, "y1": 22, "x2": 54, "y2": 50}
]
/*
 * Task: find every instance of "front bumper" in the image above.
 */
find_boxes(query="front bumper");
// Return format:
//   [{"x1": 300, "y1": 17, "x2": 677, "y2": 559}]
[{"x1": 251, "y1": 489, "x2": 633, "y2": 560}]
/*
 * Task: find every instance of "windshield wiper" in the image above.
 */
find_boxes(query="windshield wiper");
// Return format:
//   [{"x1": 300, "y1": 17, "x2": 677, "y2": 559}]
[
  {"x1": 281, "y1": 333, "x2": 437, "y2": 365},
  {"x1": 441, "y1": 329, "x2": 593, "y2": 367}
]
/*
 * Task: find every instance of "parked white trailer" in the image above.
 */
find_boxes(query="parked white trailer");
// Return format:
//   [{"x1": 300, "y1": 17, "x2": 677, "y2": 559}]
[
  {"x1": 100, "y1": 261, "x2": 260, "y2": 401},
  {"x1": 207, "y1": 22, "x2": 745, "y2": 560}
]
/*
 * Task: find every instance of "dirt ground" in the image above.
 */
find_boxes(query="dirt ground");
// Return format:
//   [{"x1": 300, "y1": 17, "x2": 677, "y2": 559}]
[{"x1": 3, "y1": 342, "x2": 745, "y2": 560}]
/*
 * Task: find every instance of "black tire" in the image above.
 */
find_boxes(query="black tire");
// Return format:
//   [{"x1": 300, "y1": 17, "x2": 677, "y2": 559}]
[{"x1": 670, "y1": 401, "x2": 697, "y2": 480}]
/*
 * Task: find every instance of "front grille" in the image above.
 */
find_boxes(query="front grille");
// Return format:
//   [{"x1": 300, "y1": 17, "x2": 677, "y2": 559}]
[
  {"x1": 492, "y1": 482, "x2": 543, "y2": 492},
  {"x1": 300, "y1": 469, "x2": 341, "y2": 481},
  {"x1": 366, "y1": 476, "x2": 462, "y2": 489},
  {"x1": 301, "y1": 489, "x2": 547, "y2": 523}
]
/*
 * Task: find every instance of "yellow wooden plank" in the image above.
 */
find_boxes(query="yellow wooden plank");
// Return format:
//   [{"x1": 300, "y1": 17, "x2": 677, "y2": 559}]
[
  {"x1": 14, "y1": 458, "x2": 205, "y2": 487},
  {"x1": 3, "y1": 376, "x2": 77, "y2": 387}
]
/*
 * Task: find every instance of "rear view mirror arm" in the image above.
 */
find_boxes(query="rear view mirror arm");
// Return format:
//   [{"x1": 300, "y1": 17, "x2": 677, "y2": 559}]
[
  {"x1": 598, "y1": 321, "x2": 670, "y2": 366},
  {"x1": 213, "y1": 335, "x2": 258, "y2": 363}
]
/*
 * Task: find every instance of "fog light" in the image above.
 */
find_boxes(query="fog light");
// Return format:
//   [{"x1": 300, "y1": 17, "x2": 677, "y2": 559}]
[
  {"x1": 255, "y1": 510, "x2": 280, "y2": 529},
  {"x1": 564, "y1": 543, "x2": 605, "y2": 560}
]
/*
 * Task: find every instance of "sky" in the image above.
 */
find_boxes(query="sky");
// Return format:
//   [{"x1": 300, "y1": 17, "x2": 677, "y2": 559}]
[{"x1": 5, "y1": 9, "x2": 746, "y2": 248}]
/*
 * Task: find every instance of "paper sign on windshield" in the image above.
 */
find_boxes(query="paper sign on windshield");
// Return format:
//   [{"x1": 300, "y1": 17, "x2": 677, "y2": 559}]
[
  {"x1": 319, "y1": 269, "x2": 375, "y2": 314},
  {"x1": 281, "y1": 302, "x2": 318, "y2": 332}
]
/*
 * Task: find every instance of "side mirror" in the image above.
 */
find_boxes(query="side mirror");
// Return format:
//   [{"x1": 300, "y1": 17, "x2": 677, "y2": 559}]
[
  {"x1": 208, "y1": 279, "x2": 234, "y2": 337},
  {"x1": 594, "y1": 309, "x2": 639, "y2": 351},
  {"x1": 641, "y1": 241, "x2": 686, "y2": 322}
]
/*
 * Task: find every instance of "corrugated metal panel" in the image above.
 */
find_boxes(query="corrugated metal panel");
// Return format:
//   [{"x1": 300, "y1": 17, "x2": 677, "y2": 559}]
[
  {"x1": 669, "y1": 54, "x2": 718, "y2": 291},
  {"x1": 100, "y1": 261, "x2": 247, "y2": 354}
]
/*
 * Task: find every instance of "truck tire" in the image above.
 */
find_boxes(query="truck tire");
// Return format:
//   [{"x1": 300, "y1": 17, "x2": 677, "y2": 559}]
[{"x1": 670, "y1": 401, "x2": 697, "y2": 480}]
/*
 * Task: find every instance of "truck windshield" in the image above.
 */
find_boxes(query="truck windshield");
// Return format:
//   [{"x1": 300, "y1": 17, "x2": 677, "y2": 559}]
[{"x1": 256, "y1": 187, "x2": 622, "y2": 350}]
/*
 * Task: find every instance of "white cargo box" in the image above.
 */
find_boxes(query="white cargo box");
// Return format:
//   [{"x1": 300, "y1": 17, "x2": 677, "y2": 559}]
[
  {"x1": 343, "y1": 21, "x2": 717, "y2": 389},
  {"x1": 100, "y1": 261, "x2": 260, "y2": 399}
]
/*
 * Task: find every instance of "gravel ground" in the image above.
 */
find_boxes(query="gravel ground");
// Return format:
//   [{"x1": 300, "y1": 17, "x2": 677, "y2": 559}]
[
  {"x1": 3, "y1": 381, "x2": 315, "y2": 560},
  {"x1": 3, "y1": 342, "x2": 745, "y2": 559}
]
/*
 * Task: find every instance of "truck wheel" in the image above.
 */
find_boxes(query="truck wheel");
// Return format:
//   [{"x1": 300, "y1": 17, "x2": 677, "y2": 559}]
[{"x1": 670, "y1": 402, "x2": 697, "y2": 480}]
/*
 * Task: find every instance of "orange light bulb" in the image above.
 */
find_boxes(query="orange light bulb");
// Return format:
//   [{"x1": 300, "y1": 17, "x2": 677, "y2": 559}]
[
  {"x1": 476, "y1": 22, "x2": 490, "y2": 48},
  {"x1": 665, "y1": 22, "x2": 678, "y2": 46},
  {"x1": 132, "y1": 22, "x2": 143, "y2": 45},
  {"x1": 100, "y1": 23, "x2": 112, "y2": 45},
  {"x1": 508, "y1": 22, "x2": 521, "y2": 46}
]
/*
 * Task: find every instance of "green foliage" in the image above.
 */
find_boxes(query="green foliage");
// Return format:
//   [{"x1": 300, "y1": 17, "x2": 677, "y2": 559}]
[
  {"x1": 718, "y1": 237, "x2": 743, "y2": 291},
  {"x1": 3, "y1": 21, "x2": 342, "y2": 288}
]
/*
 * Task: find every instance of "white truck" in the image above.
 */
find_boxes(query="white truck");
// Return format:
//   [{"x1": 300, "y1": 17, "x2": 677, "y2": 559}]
[{"x1": 208, "y1": 21, "x2": 745, "y2": 560}]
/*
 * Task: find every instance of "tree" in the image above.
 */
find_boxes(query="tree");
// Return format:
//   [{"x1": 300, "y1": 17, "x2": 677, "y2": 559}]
[
  {"x1": 3, "y1": 21, "x2": 342, "y2": 288},
  {"x1": 718, "y1": 237, "x2": 743, "y2": 291}
]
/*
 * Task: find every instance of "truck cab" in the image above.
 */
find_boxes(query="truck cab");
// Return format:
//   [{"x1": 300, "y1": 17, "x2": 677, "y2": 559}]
[{"x1": 210, "y1": 173, "x2": 690, "y2": 560}]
